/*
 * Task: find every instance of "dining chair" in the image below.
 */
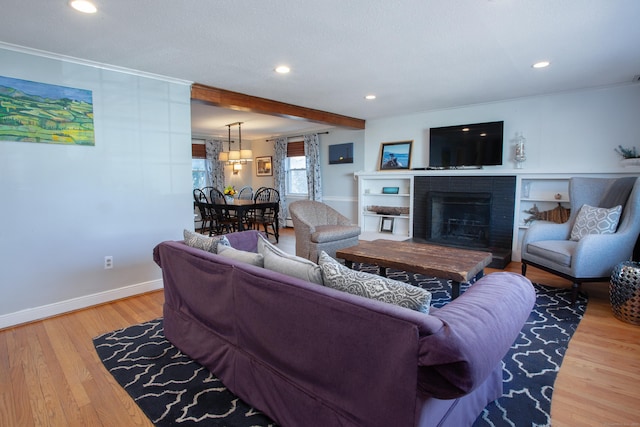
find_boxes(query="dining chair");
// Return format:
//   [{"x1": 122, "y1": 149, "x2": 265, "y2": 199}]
[
  {"x1": 237, "y1": 186, "x2": 254, "y2": 200},
  {"x1": 193, "y1": 188, "x2": 215, "y2": 235},
  {"x1": 247, "y1": 187, "x2": 280, "y2": 242},
  {"x1": 209, "y1": 188, "x2": 239, "y2": 234}
]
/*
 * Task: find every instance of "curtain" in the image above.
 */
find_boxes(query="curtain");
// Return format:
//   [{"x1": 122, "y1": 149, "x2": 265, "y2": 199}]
[
  {"x1": 205, "y1": 139, "x2": 225, "y2": 191},
  {"x1": 273, "y1": 137, "x2": 288, "y2": 227},
  {"x1": 304, "y1": 133, "x2": 322, "y2": 201}
]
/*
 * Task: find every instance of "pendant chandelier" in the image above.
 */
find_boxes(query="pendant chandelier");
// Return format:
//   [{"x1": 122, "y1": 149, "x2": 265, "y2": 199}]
[{"x1": 219, "y1": 121, "x2": 253, "y2": 165}]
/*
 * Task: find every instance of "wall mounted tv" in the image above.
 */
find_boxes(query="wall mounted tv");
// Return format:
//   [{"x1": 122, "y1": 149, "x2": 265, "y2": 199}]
[{"x1": 428, "y1": 121, "x2": 504, "y2": 168}]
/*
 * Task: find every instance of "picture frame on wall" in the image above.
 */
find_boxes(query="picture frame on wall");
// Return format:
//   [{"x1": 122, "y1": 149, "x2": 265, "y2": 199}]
[
  {"x1": 379, "y1": 140, "x2": 412, "y2": 170},
  {"x1": 256, "y1": 156, "x2": 273, "y2": 176},
  {"x1": 328, "y1": 142, "x2": 354, "y2": 164},
  {"x1": 380, "y1": 216, "x2": 394, "y2": 233}
]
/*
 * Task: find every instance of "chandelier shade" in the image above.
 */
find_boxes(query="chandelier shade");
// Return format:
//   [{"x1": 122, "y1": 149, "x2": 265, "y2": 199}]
[{"x1": 219, "y1": 122, "x2": 253, "y2": 164}]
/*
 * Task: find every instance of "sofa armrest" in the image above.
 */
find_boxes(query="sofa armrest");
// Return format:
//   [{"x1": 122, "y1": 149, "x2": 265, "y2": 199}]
[{"x1": 417, "y1": 272, "x2": 535, "y2": 399}]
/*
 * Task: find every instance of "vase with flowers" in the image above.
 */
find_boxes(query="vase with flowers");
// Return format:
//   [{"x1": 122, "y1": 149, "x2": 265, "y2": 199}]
[
  {"x1": 615, "y1": 145, "x2": 640, "y2": 167},
  {"x1": 223, "y1": 185, "x2": 237, "y2": 202}
]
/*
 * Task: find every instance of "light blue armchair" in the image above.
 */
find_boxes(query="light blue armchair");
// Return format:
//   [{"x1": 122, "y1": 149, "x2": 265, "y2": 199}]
[{"x1": 521, "y1": 177, "x2": 640, "y2": 303}]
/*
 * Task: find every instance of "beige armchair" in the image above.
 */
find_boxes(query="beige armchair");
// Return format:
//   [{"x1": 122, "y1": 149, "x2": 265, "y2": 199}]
[{"x1": 289, "y1": 200, "x2": 361, "y2": 262}]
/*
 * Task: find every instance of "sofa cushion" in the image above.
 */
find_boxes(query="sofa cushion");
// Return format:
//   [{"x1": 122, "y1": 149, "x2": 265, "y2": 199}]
[
  {"x1": 257, "y1": 234, "x2": 323, "y2": 285},
  {"x1": 183, "y1": 229, "x2": 230, "y2": 253},
  {"x1": 311, "y1": 225, "x2": 361, "y2": 243},
  {"x1": 217, "y1": 245, "x2": 264, "y2": 267},
  {"x1": 318, "y1": 251, "x2": 431, "y2": 313},
  {"x1": 570, "y1": 204, "x2": 622, "y2": 241}
]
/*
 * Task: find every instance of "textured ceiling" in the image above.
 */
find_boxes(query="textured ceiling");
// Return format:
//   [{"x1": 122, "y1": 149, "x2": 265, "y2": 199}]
[{"x1": 1, "y1": 0, "x2": 639, "y2": 138}]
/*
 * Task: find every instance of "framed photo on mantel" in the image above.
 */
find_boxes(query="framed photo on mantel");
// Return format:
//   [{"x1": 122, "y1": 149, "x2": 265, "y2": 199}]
[{"x1": 379, "y1": 141, "x2": 412, "y2": 170}]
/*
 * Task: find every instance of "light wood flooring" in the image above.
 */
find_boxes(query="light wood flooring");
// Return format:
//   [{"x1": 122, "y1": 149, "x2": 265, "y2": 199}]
[{"x1": 1, "y1": 228, "x2": 638, "y2": 426}]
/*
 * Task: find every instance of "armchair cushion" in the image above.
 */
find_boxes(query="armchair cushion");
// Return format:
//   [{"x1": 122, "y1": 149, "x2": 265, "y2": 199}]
[
  {"x1": 526, "y1": 240, "x2": 576, "y2": 267},
  {"x1": 311, "y1": 225, "x2": 362, "y2": 243},
  {"x1": 570, "y1": 204, "x2": 622, "y2": 241},
  {"x1": 318, "y1": 251, "x2": 432, "y2": 313}
]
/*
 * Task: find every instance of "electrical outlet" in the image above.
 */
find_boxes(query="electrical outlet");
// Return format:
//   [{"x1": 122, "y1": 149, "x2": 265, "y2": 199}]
[{"x1": 104, "y1": 256, "x2": 113, "y2": 269}]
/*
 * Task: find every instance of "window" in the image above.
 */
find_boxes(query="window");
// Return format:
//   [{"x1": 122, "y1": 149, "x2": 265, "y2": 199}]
[
  {"x1": 192, "y1": 158, "x2": 207, "y2": 190},
  {"x1": 286, "y1": 156, "x2": 307, "y2": 195}
]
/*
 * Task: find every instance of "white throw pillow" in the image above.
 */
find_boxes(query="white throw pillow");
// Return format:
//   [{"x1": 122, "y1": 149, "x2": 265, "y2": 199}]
[
  {"x1": 318, "y1": 251, "x2": 431, "y2": 314},
  {"x1": 257, "y1": 234, "x2": 323, "y2": 284},
  {"x1": 570, "y1": 204, "x2": 622, "y2": 241},
  {"x1": 217, "y1": 245, "x2": 264, "y2": 267}
]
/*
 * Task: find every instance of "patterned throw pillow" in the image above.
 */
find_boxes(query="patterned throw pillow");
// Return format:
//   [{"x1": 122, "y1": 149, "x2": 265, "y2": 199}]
[
  {"x1": 318, "y1": 251, "x2": 431, "y2": 314},
  {"x1": 257, "y1": 234, "x2": 323, "y2": 285},
  {"x1": 570, "y1": 204, "x2": 622, "y2": 241},
  {"x1": 183, "y1": 229, "x2": 230, "y2": 253}
]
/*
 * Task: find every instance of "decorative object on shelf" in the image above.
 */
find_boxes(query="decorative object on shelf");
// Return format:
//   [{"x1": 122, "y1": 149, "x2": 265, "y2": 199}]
[
  {"x1": 514, "y1": 132, "x2": 527, "y2": 169},
  {"x1": 382, "y1": 186, "x2": 400, "y2": 194},
  {"x1": 554, "y1": 193, "x2": 562, "y2": 200},
  {"x1": 256, "y1": 156, "x2": 272, "y2": 176},
  {"x1": 522, "y1": 182, "x2": 531, "y2": 198},
  {"x1": 610, "y1": 261, "x2": 640, "y2": 325},
  {"x1": 328, "y1": 142, "x2": 354, "y2": 164},
  {"x1": 367, "y1": 205, "x2": 410, "y2": 216},
  {"x1": 379, "y1": 140, "x2": 412, "y2": 170},
  {"x1": 523, "y1": 203, "x2": 570, "y2": 225},
  {"x1": 615, "y1": 145, "x2": 640, "y2": 167},
  {"x1": 380, "y1": 216, "x2": 395, "y2": 233}
]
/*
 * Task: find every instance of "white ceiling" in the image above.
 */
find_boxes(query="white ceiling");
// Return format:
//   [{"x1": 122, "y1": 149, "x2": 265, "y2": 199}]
[{"x1": 1, "y1": 0, "x2": 639, "y2": 139}]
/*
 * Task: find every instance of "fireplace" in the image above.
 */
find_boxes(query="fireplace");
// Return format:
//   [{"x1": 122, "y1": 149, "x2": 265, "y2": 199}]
[
  {"x1": 427, "y1": 192, "x2": 491, "y2": 249},
  {"x1": 413, "y1": 176, "x2": 516, "y2": 268}
]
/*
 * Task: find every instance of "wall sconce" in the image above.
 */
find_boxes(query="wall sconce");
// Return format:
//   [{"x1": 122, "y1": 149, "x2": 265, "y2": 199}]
[{"x1": 232, "y1": 163, "x2": 242, "y2": 175}]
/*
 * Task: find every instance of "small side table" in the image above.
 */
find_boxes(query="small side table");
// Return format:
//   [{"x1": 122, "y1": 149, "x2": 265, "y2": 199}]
[{"x1": 610, "y1": 261, "x2": 640, "y2": 325}]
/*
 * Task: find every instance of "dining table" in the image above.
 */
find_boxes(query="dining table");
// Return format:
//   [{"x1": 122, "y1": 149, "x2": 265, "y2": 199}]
[{"x1": 207, "y1": 198, "x2": 280, "y2": 237}]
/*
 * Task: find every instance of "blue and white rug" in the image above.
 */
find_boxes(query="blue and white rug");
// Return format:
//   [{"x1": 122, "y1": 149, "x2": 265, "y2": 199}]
[{"x1": 93, "y1": 273, "x2": 586, "y2": 427}]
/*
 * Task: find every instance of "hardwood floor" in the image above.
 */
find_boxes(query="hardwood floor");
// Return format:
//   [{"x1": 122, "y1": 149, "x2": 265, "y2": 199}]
[{"x1": 1, "y1": 227, "x2": 638, "y2": 426}]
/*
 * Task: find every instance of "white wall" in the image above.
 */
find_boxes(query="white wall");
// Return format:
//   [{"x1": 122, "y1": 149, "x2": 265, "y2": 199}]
[
  {"x1": 364, "y1": 84, "x2": 640, "y2": 174},
  {"x1": 0, "y1": 47, "x2": 193, "y2": 327}
]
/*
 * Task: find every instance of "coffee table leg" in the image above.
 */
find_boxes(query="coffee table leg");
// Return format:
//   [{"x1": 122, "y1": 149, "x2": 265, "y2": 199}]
[
  {"x1": 379, "y1": 266, "x2": 387, "y2": 277},
  {"x1": 344, "y1": 260, "x2": 353, "y2": 269},
  {"x1": 451, "y1": 281, "x2": 461, "y2": 299}
]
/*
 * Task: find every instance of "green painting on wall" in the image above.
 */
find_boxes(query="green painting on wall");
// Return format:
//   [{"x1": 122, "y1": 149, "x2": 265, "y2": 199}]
[{"x1": 0, "y1": 75, "x2": 95, "y2": 146}]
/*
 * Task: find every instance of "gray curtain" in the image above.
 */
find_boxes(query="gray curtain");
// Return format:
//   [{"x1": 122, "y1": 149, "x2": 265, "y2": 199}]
[
  {"x1": 205, "y1": 139, "x2": 225, "y2": 191},
  {"x1": 273, "y1": 137, "x2": 288, "y2": 227},
  {"x1": 304, "y1": 133, "x2": 322, "y2": 201}
]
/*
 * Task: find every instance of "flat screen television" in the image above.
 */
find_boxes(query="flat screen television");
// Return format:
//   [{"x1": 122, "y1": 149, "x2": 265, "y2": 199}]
[{"x1": 428, "y1": 121, "x2": 504, "y2": 168}]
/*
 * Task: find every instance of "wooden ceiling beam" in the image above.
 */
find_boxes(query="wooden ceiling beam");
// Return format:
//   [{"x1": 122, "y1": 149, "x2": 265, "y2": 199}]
[{"x1": 191, "y1": 83, "x2": 365, "y2": 130}]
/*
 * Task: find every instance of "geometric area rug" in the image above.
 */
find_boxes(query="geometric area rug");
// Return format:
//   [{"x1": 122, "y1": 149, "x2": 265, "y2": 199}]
[{"x1": 93, "y1": 273, "x2": 586, "y2": 427}]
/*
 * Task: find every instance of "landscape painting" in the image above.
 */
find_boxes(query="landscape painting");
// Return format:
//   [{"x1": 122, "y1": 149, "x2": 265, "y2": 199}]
[{"x1": 0, "y1": 75, "x2": 95, "y2": 146}]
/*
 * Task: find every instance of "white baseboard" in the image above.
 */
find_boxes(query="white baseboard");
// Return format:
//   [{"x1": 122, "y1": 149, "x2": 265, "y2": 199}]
[{"x1": 0, "y1": 279, "x2": 164, "y2": 330}]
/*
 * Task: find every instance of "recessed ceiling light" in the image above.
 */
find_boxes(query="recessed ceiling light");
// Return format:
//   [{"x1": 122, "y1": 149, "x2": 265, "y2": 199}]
[
  {"x1": 275, "y1": 65, "x2": 290, "y2": 74},
  {"x1": 532, "y1": 61, "x2": 550, "y2": 69},
  {"x1": 365, "y1": 95, "x2": 376, "y2": 100},
  {"x1": 69, "y1": 0, "x2": 97, "y2": 13},
  {"x1": 462, "y1": 128, "x2": 470, "y2": 132}
]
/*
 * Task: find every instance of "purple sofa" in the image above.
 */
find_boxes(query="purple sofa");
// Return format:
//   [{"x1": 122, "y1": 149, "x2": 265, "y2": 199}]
[{"x1": 153, "y1": 230, "x2": 535, "y2": 427}]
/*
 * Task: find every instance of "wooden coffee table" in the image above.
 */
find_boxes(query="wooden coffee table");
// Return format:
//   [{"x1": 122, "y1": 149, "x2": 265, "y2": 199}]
[{"x1": 336, "y1": 240, "x2": 493, "y2": 299}]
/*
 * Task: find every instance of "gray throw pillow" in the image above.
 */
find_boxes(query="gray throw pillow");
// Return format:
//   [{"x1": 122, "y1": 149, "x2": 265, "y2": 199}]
[
  {"x1": 570, "y1": 204, "x2": 622, "y2": 241},
  {"x1": 257, "y1": 234, "x2": 323, "y2": 284},
  {"x1": 183, "y1": 229, "x2": 230, "y2": 253},
  {"x1": 318, "y1": 251, "x2": 431, "y2": 314},
  {"x1": 217, "y1": 245, "x2": 264, "y2": 267}
]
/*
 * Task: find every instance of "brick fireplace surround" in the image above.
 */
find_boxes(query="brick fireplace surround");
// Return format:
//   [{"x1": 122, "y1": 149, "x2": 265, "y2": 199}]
[{"x1": 412, "y1": 175, "x2": 516, "y2": 268}]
